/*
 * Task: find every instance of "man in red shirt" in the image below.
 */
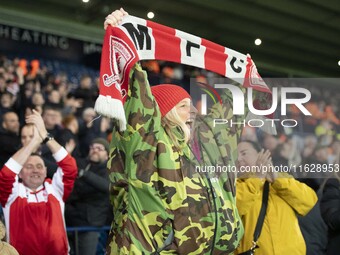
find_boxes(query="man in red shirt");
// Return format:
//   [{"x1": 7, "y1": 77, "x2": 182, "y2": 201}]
[{"x1": 0, "y1": 110, "x2": 77, "y2": 255}]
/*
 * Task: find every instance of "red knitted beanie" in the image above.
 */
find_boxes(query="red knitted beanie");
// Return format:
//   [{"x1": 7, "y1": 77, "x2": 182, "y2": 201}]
[{"x1": 151, "y1": 84, "x2": 191, "y2": 117}]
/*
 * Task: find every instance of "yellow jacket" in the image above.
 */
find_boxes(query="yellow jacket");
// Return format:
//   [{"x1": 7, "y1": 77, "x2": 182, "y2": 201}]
[{"x1": 236, "y1": 174, "x2": 317, "y2": 255}]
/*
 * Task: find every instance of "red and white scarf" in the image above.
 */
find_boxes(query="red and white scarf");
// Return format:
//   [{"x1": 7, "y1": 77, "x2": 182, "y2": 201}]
[{"x1": 95, "y1": 15, "x2": 271, "y2": 131}]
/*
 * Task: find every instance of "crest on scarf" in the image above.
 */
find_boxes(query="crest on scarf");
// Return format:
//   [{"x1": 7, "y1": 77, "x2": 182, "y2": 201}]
[{"x1": 102, "y1": 36, "x2": 136, "y2": 98}]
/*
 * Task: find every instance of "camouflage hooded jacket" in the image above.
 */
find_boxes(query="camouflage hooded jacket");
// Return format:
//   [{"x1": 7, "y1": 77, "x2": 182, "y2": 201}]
[{"x1": 107, "y1": 64, "x2": 244, "y2": 255}]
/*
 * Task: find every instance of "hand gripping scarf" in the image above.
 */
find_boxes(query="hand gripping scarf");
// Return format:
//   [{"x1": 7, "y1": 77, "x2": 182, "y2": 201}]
[{"x1": 95, "y1": 15, "x2": 273, "y2": 132}]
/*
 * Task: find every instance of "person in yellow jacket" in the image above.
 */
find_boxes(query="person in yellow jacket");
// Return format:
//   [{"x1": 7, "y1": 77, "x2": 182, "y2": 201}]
[{"x1": 235, "y1": 140, "x2": 317, "y2": 255}]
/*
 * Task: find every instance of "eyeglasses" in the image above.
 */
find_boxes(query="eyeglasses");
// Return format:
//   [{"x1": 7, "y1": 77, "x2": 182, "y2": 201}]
[{"x1": 89, "y1": 145, "x2": 106, "y2": 152}]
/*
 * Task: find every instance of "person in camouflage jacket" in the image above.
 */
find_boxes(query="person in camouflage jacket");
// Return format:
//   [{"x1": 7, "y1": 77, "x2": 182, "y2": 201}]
[{"x1": 106, "y1": 59, "x2": 244, "y2": 254}]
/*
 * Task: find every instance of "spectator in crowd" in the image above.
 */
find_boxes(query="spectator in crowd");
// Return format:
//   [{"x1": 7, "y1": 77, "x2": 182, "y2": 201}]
[
  {"x1": 302, "y1": 144, "x2": 331, "y2": 183},
  {"x1": 103, "y1": 8, "x2": 243, "y2": 254},
  {"x1": 47, "y1": 89, "x2": 63, "y2": 108},
  {"x1": 20, "y1": 124, "x2": 34, "y2": 147},
  {"x1": 71, "y1": 74, "x2": 98, "y2": 110},
  {"x1": 5, "y1": 79, "x2": 19, "y2": 98},
  {"x1": 0, "y1": 111, "x2": 21, "y2": 168},
  {"x1": 0, "y1": 92, "x2": 15, "y2": 115},
  {"x1": 272, "y1": 136, "x2": 302, "y2": 167},
  {"x1": 324, "y1": 104, "x2": 339, "y2": 126},
  {"x1": 321, "y1": 176, "x2": 340, "y2": 255},
  {"x1": 315, "y1": 120, "x2": 334, "y2": 137},
  {"x1": 78, "y1": 107, "x2": 108, "y2": 157},
  {"x1": 63, "y1": 93, "x2": 83, "y2": 116},
  {"x1": 65, "y1": 138, "x2": 111, "y2": 255},
  {"x1": 302, "y1": 135, "x2": 318, "y2": 159},
  {"x1": 40, "y1": 105, "x2": 63, "y2": 175},
  {"x1": 303, "y1": 101, "x2": 319, "y2": 131},
  {"x1": 81, "y1": 107, "x2": 97, "y2": 128},
  {"x1": 59, "y1": 114, "x2": 81, "y2": 158},
  {"x1": 0, "y1": 74, "x2": 7, "y2": 94},
  {"x1": 42, "y1": 105, "x2": 63, "y2": 139},
  {"x1": 261, "y1": 134, "x2": 279, "y2": 153},
  {"x1": 106, "y1": 64, "x2": 243, "y2": 254},
  {"x1": 17, "y1": 81, "x2": 37, "y2": 122},
  {"x1": 319, "y1": 134, "x2": 335, "y2": 150},
  {"x1": 0, "y1": 109, "x2": 77, "y2": 255},
  {"x1": 31, "y1": 92, "x2": 45, "y2": 114},
  {"x1": 297, "y1": 139, "x2": 329, "y2": 255},
  {"x1": 235, "y1": 140, "x2": 317, "y2": 255}
]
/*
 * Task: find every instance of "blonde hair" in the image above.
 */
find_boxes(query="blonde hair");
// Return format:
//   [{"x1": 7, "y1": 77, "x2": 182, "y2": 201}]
[{"x1": 162, "y1": 107, "x2": 190, "y2": 151}]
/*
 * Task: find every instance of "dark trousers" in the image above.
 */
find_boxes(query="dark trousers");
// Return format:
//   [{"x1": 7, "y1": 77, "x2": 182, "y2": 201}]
[{"x1": 69, "y1": 231, "x2": 100, "y2": 255}]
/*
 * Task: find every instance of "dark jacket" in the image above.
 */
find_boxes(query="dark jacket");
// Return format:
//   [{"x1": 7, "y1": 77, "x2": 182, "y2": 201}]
[
  {"x1": 321, "y1": 178, "x2": 340, "y2": 255},
  {"x1": 298, "y1": 178, "x2": 327, "y2": 255},
  {"x1": 65, "y1": 159, "x2": 111, "y2": 227},
  {"x1": 0, "y1": 128, "x2": 20, "y2": 168}
]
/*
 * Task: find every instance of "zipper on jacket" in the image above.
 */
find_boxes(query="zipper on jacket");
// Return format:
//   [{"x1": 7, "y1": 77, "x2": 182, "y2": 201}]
[{"x1": 206, "y1": 176, "x2": 218, "y2": 255}]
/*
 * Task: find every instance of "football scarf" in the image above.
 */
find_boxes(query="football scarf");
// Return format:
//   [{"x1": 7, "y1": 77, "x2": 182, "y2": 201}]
[{"x1": 95, "y1": 15, "x2": 272, "y2": 131}]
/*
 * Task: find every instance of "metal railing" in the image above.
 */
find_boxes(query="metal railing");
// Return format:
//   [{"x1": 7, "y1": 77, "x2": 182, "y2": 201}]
[{"x1": 66, "y1": 226, "x2": 111, "y2": 255}]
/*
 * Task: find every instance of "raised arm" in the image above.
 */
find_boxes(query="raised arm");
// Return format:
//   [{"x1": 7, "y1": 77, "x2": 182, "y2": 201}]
[
  {"x1": 26, "y1": 109, "x2": 77, "y2": 200},
  {"x1": 25, "y1": 109, "x2": 61, "y2": 154}
]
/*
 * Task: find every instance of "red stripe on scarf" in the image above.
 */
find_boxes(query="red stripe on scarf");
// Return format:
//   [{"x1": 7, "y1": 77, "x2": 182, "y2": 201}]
[
  {"x1": 201, "y1": 39, "x2": 227, "y2": 76},
  {"x1": 147, "y1": 20, "x2": 181, "y2": 62}
]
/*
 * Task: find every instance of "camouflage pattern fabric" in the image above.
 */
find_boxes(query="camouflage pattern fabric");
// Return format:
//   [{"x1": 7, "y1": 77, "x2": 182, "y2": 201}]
[
  {"x1": 106, "y1": 63, "x2": 244, "y2": 255},
  {"x1": 0, "y1": 221, "x2": 19, "y2": 255},
  {"x1": 191, "y1": 91, "x2": 247, "y2": 254}
]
